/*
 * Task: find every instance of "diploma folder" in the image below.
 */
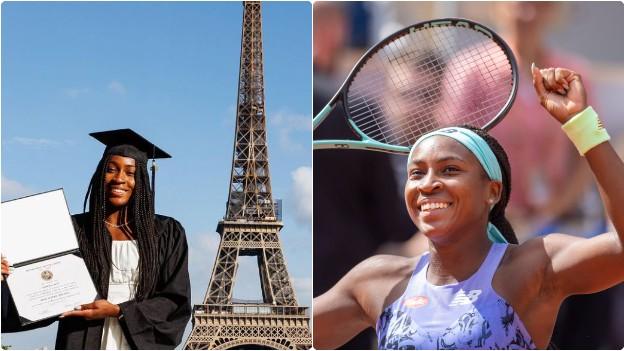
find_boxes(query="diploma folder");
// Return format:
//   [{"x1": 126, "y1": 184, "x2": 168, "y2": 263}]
[{"x1": 2, "y1": 189, "x2": 98, "y2": 325}]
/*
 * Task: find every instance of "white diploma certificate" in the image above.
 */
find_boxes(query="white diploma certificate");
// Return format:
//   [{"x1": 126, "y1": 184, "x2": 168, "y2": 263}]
[
  {"x1": 2, "y1": 189, "x2": 98, "y2": 324},
  {"x1": 8, "y1": 255, "x2": 98, "y2": 323}
]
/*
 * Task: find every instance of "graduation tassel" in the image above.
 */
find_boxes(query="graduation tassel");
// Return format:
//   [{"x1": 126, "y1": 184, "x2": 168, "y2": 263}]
[
  {"x1": 151, "y1": 142, "x2": 157, "y2": 204},
  {"x1": 151, "y1": 158, "x2": 157, "y2": 202}
]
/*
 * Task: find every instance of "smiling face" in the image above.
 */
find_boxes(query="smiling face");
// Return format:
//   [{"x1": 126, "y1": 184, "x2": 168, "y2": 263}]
[
  {"x1": 104, "y1": 155, "x2": 136, "y2": 209},
  {"x1": 405, "y1": 136, "x2": 501, "y2": 244}
]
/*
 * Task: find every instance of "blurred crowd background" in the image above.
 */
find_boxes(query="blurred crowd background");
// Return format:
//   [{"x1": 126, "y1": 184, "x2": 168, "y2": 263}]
[{"x1": 313, "y1": 2, "x2": 624, "y2": 349}]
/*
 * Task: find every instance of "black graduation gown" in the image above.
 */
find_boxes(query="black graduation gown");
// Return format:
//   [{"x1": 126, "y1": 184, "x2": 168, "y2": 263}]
[{"x1": 1, "y1": 214, "x2": 192, "y2": 350}]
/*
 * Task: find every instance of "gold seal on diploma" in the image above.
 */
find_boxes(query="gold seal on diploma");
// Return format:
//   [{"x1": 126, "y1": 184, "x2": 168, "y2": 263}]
[{"x1": 41, "y1": 270, "x2": 53, "y2": 281}]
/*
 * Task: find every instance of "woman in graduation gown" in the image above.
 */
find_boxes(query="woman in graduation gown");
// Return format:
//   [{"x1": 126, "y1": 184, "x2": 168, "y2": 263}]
[{"x1": 2, "y1": 130, "x2": 192, "y2": 349}]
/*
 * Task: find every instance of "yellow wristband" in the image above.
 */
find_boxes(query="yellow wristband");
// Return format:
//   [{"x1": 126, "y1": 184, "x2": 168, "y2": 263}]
[{"x1": 561, "y1": 106, "x2": 610, "y2": 156}]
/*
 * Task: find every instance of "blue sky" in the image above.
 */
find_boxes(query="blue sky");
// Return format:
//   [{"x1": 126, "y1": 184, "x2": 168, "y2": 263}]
[{"x1": 1, "y1": 2, "x2": 311, "y2": 349}]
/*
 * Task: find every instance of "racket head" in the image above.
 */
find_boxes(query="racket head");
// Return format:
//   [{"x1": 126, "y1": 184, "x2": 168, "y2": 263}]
[{"x1": 332, "y1": 18, "x2": 518, "y2": 154}]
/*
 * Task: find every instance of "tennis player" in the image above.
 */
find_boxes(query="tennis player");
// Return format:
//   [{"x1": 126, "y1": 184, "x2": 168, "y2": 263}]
[{"x1": 313, "y1": 65, "x2": 624, "y2": 349}]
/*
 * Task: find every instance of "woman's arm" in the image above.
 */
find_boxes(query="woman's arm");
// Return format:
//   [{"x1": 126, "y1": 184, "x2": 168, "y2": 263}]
[
  {"x1": 313, "y1": 270, "x2": 371, "y2": 349},
  {"x1": 531, "y1": 65, "x2": 624, "y2": 297},
  {"x1": 313, "y1": 255, "x2": 415, "y2": 349}
]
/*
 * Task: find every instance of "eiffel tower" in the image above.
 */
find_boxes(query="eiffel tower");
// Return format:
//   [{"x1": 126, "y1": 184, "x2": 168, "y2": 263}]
[{"x1": 184, "y1": 2, "x2": 311, "y2": 349}]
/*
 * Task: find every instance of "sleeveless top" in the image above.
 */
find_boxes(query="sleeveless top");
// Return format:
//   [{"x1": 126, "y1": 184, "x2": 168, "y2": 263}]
[
  {"x1": 100, "y1": 240, "x2": 139, "y2": 350},
  {"x1": 376, "y1": 243, "x2": 536, "y2": 349}
]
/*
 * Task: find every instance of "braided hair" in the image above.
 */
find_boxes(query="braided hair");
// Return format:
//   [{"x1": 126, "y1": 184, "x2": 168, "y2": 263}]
[
  {"x1": 453, "y1": 128, "x2": 559, "y2": 347},
  {"x1": 78, "y1": 145, "x2": 160, "y2": 301},
  {"x1": 458, "y1": 125, "x2": 518, "y2": 244}
]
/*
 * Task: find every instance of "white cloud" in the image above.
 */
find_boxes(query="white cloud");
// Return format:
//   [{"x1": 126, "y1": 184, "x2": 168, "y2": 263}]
[
  {"x1": 188, "y1": 232, "x2": 220, "y2": 266},
  {"x1": 290, "y1": 166, "x2": 312, "y2": 226},
  {"x1": 64, "y1": 87, "x2": 89, "y2": 98},
  {"x1": 1, "y1": 176, "x2": 34, "y2": 201},
  {"x1": 269, "y1": 110, "x2": 311, "y2": 151},
  {"x1": 108, "y1": 80, "x2": 127, "y2": 95},
  {"x1": 10, "y1": 137, "x2": 60, "y2": 146},
  {"x1": 271, "y1": 110, "x2": 311, "y2": 131},
  {"x1": 8, "y1": 137, "x2": 74, "y2": 149}
]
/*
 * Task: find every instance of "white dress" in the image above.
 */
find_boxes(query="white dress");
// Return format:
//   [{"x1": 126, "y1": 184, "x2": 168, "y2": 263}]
[{"x1": 100, "y1": 240, "x2": 139, "y2": 350}]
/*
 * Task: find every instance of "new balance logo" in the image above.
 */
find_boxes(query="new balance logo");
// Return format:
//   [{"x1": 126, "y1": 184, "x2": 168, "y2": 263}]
[{"x1": 449, "y1": 289, "x2": 482, "y2": 307}]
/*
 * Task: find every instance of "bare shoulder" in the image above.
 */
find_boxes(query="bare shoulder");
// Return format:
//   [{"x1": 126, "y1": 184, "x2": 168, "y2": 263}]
[
  {"x1": 507, "y1": 233, "x2": 586, "y2": 264},
  {"x1": 499, "y1": 234, "x2": 585, "y2": 296},
  {"x1": 347, "y1": 254, "x2": 419, "y2": 283},
  {"x1": 344, "y1": 254, "x2": 422, "y2": 325},
  {"x1": 501, "y1": 236, "x2": 562, "y2": 275},
  {"x1": 505, "y1": 234, "x2": 578, "y2": 262}
]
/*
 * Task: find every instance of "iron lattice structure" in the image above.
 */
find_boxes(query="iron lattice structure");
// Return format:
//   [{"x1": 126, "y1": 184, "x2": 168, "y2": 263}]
[{"x1": 184, "y1": 2, "x2": 311, "y2": 349}]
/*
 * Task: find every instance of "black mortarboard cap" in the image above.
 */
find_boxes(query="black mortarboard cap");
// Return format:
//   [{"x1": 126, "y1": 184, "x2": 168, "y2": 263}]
[
  {"x1": 89, "y1": 128, "x2": 171, "y2": 160},
  {"x1": 89, "y1": 128, "x2": 171, "y2": 200}
]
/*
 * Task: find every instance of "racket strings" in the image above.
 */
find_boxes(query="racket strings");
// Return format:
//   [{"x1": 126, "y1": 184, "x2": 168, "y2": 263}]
[
  {"x1": 349, "y1": 50, "x2": 448, "y2": 144},
  {"x1": 362, "y1": 50, "x2": 509, "y2": 144},
  {"x1": 392, "y1": 35, "x2": 510, "y2": 140},
  {"x1": 346, "y1": 25, "x2": 514, "y2": 147},
  {"x1": 350, "y1": 53, "x2": 444, "y2": 144}
]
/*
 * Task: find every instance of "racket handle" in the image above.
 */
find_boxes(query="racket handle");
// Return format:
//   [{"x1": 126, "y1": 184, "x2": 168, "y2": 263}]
[{"x1": 313, "y1": 104, "x2": 334, "y2": 130}]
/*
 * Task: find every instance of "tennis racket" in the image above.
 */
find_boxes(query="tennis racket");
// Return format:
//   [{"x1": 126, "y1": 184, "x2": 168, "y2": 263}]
[{"x1": 313, "y1": 18, "x2": 518, "y2": 154}]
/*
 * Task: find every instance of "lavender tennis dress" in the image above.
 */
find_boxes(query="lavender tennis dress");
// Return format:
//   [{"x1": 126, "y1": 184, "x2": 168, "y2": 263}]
[{"x1": 376, "y1": 243, "x2": 536, "y2": 349}]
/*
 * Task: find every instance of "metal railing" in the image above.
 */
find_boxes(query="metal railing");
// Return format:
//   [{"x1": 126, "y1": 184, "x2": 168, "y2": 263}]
[{"x1": 193, "y1": 303, "x2": 309, "y2": 317}]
